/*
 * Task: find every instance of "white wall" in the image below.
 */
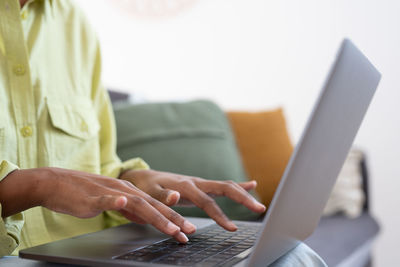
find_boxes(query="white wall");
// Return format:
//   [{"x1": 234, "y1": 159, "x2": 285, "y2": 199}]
[{"x1": 78, "y1": 0, "x2": 400, "y2": 265}]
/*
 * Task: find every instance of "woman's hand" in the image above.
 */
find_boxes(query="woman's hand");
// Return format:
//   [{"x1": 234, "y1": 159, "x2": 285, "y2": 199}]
[
  {"x1": 0, "y1": 167, "x2": 196, "y2": 243},
  {"x1": 120, "y1": 169, "x2": 266, "y2": 231}
]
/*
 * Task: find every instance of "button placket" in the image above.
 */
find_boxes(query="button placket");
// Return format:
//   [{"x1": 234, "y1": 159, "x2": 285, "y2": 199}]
[{"x1": 1, "y1": 0, "x2": 37, "y2": 169}]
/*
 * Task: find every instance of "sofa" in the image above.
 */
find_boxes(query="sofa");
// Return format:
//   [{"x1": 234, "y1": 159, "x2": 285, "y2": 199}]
[{"x1": 108, "y1": 90, "x2": 380, "y2": 266}]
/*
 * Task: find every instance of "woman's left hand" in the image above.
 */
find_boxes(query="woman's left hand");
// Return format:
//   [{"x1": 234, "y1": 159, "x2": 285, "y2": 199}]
[{"x1": 119, "y1": 169, "x2": 266, "y2": 231}]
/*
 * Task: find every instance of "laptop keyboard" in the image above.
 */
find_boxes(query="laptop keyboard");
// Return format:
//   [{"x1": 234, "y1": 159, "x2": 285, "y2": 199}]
[{"x1": 115, "y1": 223, "x2": 260, "y2": 266}]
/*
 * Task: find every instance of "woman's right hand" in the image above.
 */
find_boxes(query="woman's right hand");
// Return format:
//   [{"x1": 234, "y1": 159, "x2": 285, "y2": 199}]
[{"x1": 0, "y1": 167, "x2": 196, "y2": 243}]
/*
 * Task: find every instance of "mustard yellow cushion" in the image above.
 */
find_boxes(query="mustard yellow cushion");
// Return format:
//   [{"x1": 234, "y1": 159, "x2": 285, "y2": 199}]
[{"x1": 227, "y1": 108, "x2": 293, "y2": 209}]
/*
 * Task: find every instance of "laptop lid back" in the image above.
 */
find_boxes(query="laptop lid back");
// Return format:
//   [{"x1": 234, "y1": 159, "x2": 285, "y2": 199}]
[{"x1": 247, "y1": 39, "x2": 381, "y2": 266}]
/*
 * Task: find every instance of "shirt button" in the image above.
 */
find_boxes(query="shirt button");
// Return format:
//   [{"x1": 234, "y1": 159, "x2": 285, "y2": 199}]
[
  {"x1": 21, "y1": 10, "x2": 28, "y2": 20},
  {"x1": 21, "y1": 126, "x2": 33, "y2": 137},
  {"x1": 13, "y1": 64, "x2": 26, "y2": 76}
]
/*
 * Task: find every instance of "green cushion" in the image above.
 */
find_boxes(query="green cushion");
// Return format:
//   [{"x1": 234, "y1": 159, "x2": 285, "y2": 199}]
[{"x1": 114, "y1": 100, "x2": 260, "y2": 221}]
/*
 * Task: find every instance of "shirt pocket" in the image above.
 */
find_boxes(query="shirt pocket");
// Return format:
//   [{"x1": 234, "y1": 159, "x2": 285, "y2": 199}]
[{"x1": 46, "y1": 98, "x2": 101, "y2": 173}]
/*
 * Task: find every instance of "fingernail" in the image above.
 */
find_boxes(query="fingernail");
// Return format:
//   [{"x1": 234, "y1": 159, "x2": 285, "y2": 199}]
[
  {"x1": 255, "y1": 201, "x2": 266, "y2": 211},
  {"x1": 118, "y1": 196, "x2": 128, "y2": 206},
  {"x1": 227, "y1": 221, "x2": 238, "y2": 231},
  {"x1": 183, "y1": 220, "x2": 196, "y2": 233},
  {"x1": 166, "y1": 191, "x2": 180, "y2": 205},
  {"x1": 176, "y1": 232, "x2": 189, "y2": 243},
  {"x1": 166, "y1": 193, "x2": 173, "y2": 203},
  {"x1": 166, "y1": 222, "x2": 180, "y2": 234},
  {"x1": 166, "y1": 191, "x2": 176, "y2": 203}
]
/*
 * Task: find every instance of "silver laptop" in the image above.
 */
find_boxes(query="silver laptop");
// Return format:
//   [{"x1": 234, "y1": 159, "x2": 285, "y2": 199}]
[{"x1": 19, "y1": 39, "x2": 381, "y2": 267}]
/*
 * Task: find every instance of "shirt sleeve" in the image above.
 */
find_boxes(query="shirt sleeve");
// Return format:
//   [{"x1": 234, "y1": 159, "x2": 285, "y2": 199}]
[
  {"x1": 90, "y1": 39, "x2": 150, "y2": 227},
  {"x1": 0, "y1": 160, "x2": 25, "y2": 257}
]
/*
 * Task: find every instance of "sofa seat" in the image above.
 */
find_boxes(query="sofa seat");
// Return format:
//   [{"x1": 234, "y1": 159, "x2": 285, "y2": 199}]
[{"x1": 305, "y1": 213, "x2": 379, "y2": 266}]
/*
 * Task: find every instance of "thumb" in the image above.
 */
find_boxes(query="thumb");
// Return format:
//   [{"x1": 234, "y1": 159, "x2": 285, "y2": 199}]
[
  {"x1": 150, "y1": 185, "x2": 180, "y2": 206},
  {"x1": 93, "y1": 195, "x2": 128, "y2": 211}
]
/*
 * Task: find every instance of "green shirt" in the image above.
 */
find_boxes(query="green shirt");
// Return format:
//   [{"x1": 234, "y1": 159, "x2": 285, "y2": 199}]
[{"x1": 0, "y1": 0, "x2": 148, "y2": 256}]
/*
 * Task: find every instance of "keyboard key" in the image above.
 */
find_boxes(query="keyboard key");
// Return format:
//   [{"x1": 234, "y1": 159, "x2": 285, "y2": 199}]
[
  {"x1": 235, "y1": 244, "x2": 253, "y2": 249},
  {"x1": 226, "y1": 247, "x2": 247, "y2": 253},
  {"x1": 221, "y1": 250, "x2": 238, "y2": 256},
  {"x1": 204, "y1": 247, "x2": 221, "y2": 253},
  {"x1": 202, "y1": 251, "x2": 216, "y2": 256},
  {"x1": 208, "y1": 237, "x2": 225, "y2": 242},
  {"x1": 176, "y1": 250, "x2": 194, "y2": 256},
  {"x1": 192, "y1": 244, "x2": 208, "y2": 250}
]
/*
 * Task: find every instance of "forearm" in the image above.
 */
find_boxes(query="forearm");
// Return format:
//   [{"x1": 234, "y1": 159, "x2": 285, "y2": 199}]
[{"x1": 0, "y1": 168, "x2": 45, "y2": 218}]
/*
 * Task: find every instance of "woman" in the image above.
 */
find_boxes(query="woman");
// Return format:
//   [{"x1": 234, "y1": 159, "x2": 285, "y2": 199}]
[{"x1": 0, "y1": 1, "x2": 326, "y2": 265}]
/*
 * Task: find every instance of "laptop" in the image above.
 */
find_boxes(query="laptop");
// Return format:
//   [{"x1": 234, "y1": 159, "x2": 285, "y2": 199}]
[{"x1": 19, "y1": 39, "x2": 381, "y2": 266}]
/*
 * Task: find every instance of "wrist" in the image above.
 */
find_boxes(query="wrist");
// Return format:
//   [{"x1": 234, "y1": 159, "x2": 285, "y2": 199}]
[
  {"x1": 27, "y1": 167, "x2": 52, "y2": 207},
  {"x1": 0, "y1": 167, "x2": 50, "y2": 217}
]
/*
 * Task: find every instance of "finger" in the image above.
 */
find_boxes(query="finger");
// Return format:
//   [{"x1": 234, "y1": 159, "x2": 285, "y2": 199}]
[
  {"x1": 92, "y1": 195, "x2": 128, "y2": 212},
  {"x1": 102, "y1": 183, "x2": 195, "y2": 235},
  {"x1": 238, "y1": 180, "x2": 257, "y2": 191},
  {"x1": 117, "y1": 184, "x2": 196, "y2": 235},
  {"x1": 176, "y1": 198, "x2": 196, "y2": 207},
  {"x1": 76, "y1": 195, "x2": 128, "y2": 218},
  {"x1": 143, "y1": 195, "x2": 196, "y2": 235},
  {"x1": 174, "y1": 232, "x2": 189, "y2": 243},
  {"x1": 123, "y1": 195, "x2": 189, "y2": 243},
  {"x1": 197, "y1": 180, "x2": 266, "y2": 213},
  {"x1": 148, "y1": 184, "x2": 181, "y2": 206},
  {"x1": 119, "y1": 209, "x2": 147, "y2": 224},
  {"x1": 179, "y1": 182, "x2": 237, "y2": 231}
]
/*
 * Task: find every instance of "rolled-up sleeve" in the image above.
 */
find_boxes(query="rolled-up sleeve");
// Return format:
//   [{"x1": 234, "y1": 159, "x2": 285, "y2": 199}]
[{"x1": 0, "y1": 160, "x2": 24, "y2": 257}]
